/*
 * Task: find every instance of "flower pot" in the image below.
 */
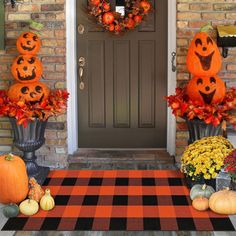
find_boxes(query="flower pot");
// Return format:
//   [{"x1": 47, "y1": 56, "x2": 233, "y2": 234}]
[
  {"x1": 185, "y1": 118, "x2": 223, "y2": 144},
  {"x1": 185, "y1": 176, "x2": 216, "y2": 190},
  {"x1": 231, "y1": 180, "x2": 236, "y2": 191},
  {"x1": 9, "y1": 118, "x2": 50, "y2": 185}
]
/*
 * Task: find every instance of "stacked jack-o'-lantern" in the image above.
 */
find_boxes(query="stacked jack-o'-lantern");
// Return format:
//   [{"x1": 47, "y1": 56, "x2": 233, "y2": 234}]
[
  {"x1": 8, "y1": 32, "x2": 50, "y2": 103},
  {"x1": 186, "y1": 29, "x2": 226, "y2": 105}
]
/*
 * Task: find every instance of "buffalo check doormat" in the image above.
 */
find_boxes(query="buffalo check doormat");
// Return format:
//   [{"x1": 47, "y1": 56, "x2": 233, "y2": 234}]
[{"x1": 2, "y1": 170, "x2": 235, "y2": 231}]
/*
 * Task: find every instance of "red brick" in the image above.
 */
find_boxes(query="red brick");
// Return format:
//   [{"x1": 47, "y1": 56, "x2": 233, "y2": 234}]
[{"x1": 41, "y1": 4, "x2": 64, "y2": 11}]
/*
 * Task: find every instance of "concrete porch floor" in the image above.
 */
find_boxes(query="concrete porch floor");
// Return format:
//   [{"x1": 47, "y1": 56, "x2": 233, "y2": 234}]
[{"x1": 1, "y1": 150, "x2": 236, "y2": 236}]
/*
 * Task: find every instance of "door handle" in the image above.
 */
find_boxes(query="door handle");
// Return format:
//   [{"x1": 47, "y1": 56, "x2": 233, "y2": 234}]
[
  {"x1": 79, "y1": 67, "x2": 83, "y2": 78},
  {"x1": 79, "y1": 67, "x2": 85, "y2": 90},
  {"x1": 171, "y1": 52, "x2": 176, "y2": 72}
]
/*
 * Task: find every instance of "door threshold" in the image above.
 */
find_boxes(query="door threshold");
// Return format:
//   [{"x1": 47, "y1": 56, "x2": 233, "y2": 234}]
[
  {"x1": 72, "y1": 148, "x2": 169, "y2": 157},
  {"x1": 76, "y1": 148, "x2": 167, "y2": 151}
]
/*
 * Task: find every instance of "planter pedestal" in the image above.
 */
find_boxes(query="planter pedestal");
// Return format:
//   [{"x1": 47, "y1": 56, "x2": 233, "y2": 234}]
[
  {"x1": 185, "y1": 118, "x2": 223, "y2": 144},
  {"x1": 9, "y1": 118, "x2": 49, "y2": 185}
]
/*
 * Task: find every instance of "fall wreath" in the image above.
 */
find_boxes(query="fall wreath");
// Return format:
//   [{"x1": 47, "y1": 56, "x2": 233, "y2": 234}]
[{"x1": 88, "y1": 0, "x2": 152, "y2": 34}]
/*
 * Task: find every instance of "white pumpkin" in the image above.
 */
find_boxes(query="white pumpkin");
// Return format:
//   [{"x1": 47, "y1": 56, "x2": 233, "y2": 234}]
[{"x1": 19, "y1": 199, "x2": 39, "y2": 216}]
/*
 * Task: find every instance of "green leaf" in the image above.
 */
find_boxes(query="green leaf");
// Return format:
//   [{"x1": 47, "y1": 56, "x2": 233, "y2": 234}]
[
  {"x1": 200, "y1": 23, "x2": 213, "y2": 33},
  {"x1": 29, "y1": 20, "x2": 44, "y2": 31}
]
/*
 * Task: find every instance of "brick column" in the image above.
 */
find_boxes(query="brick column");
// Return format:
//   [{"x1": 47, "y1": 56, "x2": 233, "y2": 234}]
[
  {"x1": 176, "y1": 0, "x2": 236, "y2": 163},
  {"x1": 0, "y1": 0, "x2": 67, "y2": 168}
]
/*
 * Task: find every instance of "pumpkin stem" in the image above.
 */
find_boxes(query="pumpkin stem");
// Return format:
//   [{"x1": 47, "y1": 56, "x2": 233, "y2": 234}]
[
  {"x1": 45, "y1": 189, "x2": 50, "y2": 195},
  {"x1": 200, "y1": 23, "x2": 213, "y2": 33},
  {"x1": 5, "y1": 153, "x2": 14, "y2": 161},
  {"x1": 202, "y1": 184, "x2": 207, "y2": 190}
]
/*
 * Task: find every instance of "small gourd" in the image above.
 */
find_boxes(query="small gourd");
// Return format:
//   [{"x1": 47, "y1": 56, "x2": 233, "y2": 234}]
[
  {"x1": 19, "y1": 199, "x2": 39, "y2": 216},
  {"x1": 28, "y1": 177, "x2": 44, "y2": 202},
  {"x1": 40, "y1": 189, "x2": 55, "y2": 211},
  {"x1": 192, "y1": 197, "x2": 209, "y2": 211},
  {"x1": 2, "y1": 204, "x2": 19, "y2": 218},
  {"x1": 209, "y1": 188, "x2": 236, "y2": 215},
  {"x1": 190, "y1": 184, "x2": 215, "y2": 200}
]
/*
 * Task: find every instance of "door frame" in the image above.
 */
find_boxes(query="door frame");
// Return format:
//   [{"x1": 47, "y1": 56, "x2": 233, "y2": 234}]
[{"x1": 66, "y1": 0, "x2": 177, "y2": 155}]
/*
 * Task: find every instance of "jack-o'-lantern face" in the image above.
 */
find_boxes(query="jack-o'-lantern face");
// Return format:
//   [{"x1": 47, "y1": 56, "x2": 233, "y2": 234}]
[
  {"x1": 187, "y1": 32, "x2": 222, "y2": 76},
  {"x1": 186, "y1": 76, "x2": 226, "y2": 104},
  {"x1": 16, "y1": 32, "x2": 41, "y2": 55},
  {"x1": 11, "y1": 55, "x2": 43, "y2": 83},
  {"x1": 7, "y1": 82, "x2": 50, "y2": 103}
]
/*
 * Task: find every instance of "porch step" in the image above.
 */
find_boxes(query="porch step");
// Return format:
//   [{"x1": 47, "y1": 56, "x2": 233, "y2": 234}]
[{"x1": 68, "y1": 149, "x2": 176, "y2": 170}]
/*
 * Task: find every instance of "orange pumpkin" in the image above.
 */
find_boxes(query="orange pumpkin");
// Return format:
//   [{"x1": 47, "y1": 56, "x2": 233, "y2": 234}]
[
  {"x1": 186, "y1": 75, "x2": 226, "y2": 104},
  {"x1": 187, "y1": 32, "x2": 222, "y2": 76},
  {"x1": 16, "y1": 32, "x2": 41, "y2": 55},
  {"x1": 11, "y1": 55, "x2": 43, "y2": 83},
  {"x1": 8, "y1": 81, "x2": 50, "y2": 103},
  {"x1": 192, "y1": 197, "x2": 209, "y2": 211},
  {"x1": 0, "y1": 153, "x2": 28, "y2": 204}
]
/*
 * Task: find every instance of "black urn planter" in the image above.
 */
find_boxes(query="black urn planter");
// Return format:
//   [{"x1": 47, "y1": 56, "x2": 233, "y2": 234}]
[
  {"x1": 185, "y1": 118, "x2": 223, "y2": 144},
  {"x1": 9, "y1": 118, "x2": 50, "y2": 185}
]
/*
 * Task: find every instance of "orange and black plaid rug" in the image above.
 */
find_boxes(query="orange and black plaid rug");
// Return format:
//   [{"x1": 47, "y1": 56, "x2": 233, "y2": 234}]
[{"x1": 2, "y1": 170, "x2": 235, "y2": 231}]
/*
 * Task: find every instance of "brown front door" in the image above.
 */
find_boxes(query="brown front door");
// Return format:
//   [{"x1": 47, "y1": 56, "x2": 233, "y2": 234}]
[{"x1": 77, "y1": 0, "x2": 167, "y2": 148}]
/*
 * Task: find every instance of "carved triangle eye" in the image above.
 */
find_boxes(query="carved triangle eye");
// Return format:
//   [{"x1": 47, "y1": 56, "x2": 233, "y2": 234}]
[
  {"x1": 210, "y1": 77, "x2": 216, "y2": 83},
  {"x1": 35, "y1": 86, "x2": 42, "y2": 93},
  {"x1": 21, "y1": 86, "x2": 29, "y2": 94},
  {"x1": 195, "y1": 38, "x2": 202, "y2": 47},
  {"x1": 197, "y1": 78, "x2": 203, "y2": 85},
  {"x1": 28, "y1": 57, "x2": 35, "y2": 64},
  {"x1": 17, "y1": 57, "x2": 24, "y2": 64}
]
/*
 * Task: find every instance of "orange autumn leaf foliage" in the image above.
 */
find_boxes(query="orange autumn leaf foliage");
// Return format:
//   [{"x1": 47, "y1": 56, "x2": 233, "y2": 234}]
[
  {"x1": 0, "y1": 90, "x2": 69, "y2": 127},
  {"x1": 166, "y1": 87, "x2": 236, "y2": 129}
]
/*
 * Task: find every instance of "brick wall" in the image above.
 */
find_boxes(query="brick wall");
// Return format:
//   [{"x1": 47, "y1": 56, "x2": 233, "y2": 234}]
[
  {"x1": 0, "y1": 0, "x2": 67, "y2": 168},
  {"x1": 176, "y1": 0, "x2": 236, "y2": 162}
]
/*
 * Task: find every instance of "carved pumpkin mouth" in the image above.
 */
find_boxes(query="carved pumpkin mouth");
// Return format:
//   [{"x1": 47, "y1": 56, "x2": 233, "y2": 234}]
[
  {"x1": 195, "y1": 51, "x2": 215, "y2": 71},
  {"x1": 199, "y1": 89, "x2": 216, "y2": 104},
  {"x1": 16, "y1": 68, "x2": 36, "y2": 81},
  {"x1": 20, "y1": 43, "x2": 36, "y2": 52},
  {"x1": 29, "y1": 94, "x2": 45, "y2": 105}
]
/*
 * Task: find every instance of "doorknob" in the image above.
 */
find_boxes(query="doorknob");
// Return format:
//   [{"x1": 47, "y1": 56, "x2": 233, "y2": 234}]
[{"x1": 79, "y1": 67, "x2": 85, "y2": 90}]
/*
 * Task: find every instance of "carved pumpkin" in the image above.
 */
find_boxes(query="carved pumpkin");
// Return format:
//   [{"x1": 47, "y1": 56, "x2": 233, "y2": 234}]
[
  {"x1": 11, "y1": 55, "x2": 43, "y2": 83},
  {"x1": 187, "y1": 32, "x2": 222, "y2": 76},
  {"x1": 8, "y1": 82, "x2": 50, "y2": 103},
  {"x1": 16, "y1": 32, "x2": 41, "y2": 55},
  {"x1": 186, "y1": 75, "x2": 226, "y2": 104},
  {"x1": 0, "y1": 153, "x2": 28, "y2": 204}
]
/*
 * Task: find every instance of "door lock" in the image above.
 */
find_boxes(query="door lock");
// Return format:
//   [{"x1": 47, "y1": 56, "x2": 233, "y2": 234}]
[
  {"x1": 78, "y1": 57, "x2": 86, "y2": 67},
  {"x1": 78, "y1": 24, "x2": 85, "y2": 35}
]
